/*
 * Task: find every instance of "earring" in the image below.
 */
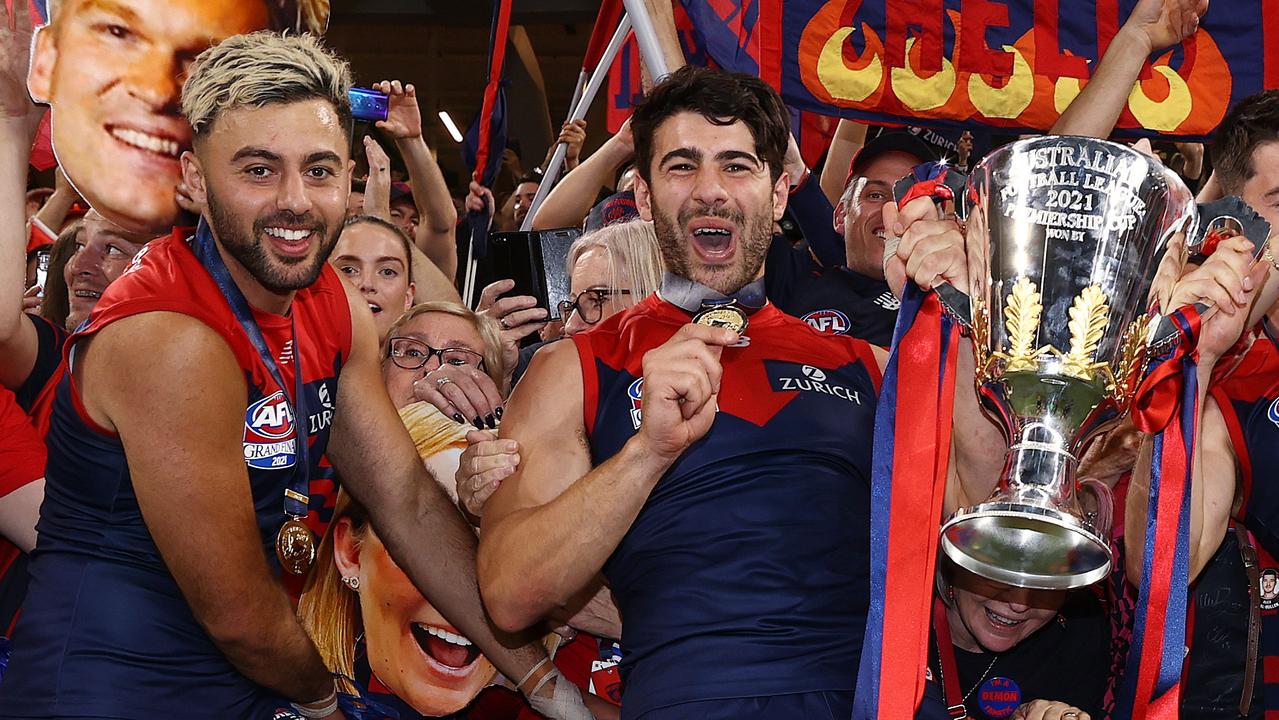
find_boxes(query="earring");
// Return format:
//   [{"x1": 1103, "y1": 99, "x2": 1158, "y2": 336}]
[{"x1": 342, "y1": 575, "x2": 361, "y2": 591}]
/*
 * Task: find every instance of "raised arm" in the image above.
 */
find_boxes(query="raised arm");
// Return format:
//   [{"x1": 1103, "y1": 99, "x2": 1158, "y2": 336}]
[
  {"x1": 323, "y1": 280, "x2": 563, "y2": 696},
  {"x1": 881, "y1": 196, "x2": 1007, "y2": 507},
  {"x1": 376, "y1": 80, "x2": 458, "y2": 282},
  {"x1": 818, "y1": 118, "x2": 868, "y2": 206},
  {"x1": 1126, "y1": 235, "x2": 1268, "y2": 582},
  {"x1": 0, "y1": 4, "x2": 47, "y2": 391},
  {"x1": 530, "y1": 121, "x2": 634, "y2": 230},
  {"x1": 79, "y1": 312, "x2": 336, "y2": 708},
  {"x1": 1050, "y1": 0, "x2": 1207, "y2": 138},
  {"x1": 479, "y1": 324, "x2": 735, "y2": 631}
]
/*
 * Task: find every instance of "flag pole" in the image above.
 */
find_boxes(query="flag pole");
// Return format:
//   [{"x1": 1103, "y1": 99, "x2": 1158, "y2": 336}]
[{"x1": 519, "y1": 13, "x2": 633, "y2": 231}]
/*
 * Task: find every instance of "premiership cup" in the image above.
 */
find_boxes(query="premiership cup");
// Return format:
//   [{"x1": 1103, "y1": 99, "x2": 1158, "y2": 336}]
[{"x1": 939, "y1": 136, "x2": 1197, "y2": 590}]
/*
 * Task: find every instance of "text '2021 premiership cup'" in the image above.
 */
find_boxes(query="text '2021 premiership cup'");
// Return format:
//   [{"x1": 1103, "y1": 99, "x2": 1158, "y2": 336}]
[{"x1": 940, "y1": 136, "x2": 1196, "y2": 590}]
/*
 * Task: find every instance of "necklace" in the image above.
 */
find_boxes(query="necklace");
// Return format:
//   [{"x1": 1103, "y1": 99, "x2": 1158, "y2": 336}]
[{"x1": 960, "y1": 653, "x2": 1000, "y2": 704}]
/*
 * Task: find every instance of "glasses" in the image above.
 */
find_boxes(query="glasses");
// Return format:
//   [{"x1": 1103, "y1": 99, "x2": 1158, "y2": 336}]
[
  {"x1": 386, "y1": 337, "x2": 486, "y2": 372},
  {"x1": 557, "y1": 288, "x2": 632, "y2": 326}
]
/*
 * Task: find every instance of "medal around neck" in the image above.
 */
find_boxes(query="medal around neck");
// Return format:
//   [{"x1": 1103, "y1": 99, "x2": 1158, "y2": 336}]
[
  {"x1": 276, "y1": 518, "x2": 316, "y2": 575},
  {"x1": 693, "y1": 304, "x2": 749, "y2": 347}
]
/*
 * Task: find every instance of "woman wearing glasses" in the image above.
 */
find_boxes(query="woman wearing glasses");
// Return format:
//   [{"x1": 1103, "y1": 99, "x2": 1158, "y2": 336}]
[
  {"x1": 383, "y1": 302, "x2": 507, "y2": 432},
  {"x1": 460, "y1": 220, "x2": 663, "y2": 522},
  {"x1": 558, "y1": 220, "x2": 662, "y2": 338}
]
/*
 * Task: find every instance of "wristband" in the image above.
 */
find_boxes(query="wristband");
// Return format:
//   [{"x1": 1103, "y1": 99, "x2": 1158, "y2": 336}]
[
  {"x1": 290, "y1": 688, "x2": 338, "y2": 719},
  {"x1": 516, "y1": 656, "x2": 552, "y2": 694}
]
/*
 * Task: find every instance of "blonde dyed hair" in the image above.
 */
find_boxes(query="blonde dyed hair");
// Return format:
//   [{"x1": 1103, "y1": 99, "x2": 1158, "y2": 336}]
[
  {"x1": 384, "y1": 302, "x2": 507, "y2": 391},
  {"x1": 566, "y1": 219, "x2": 663, "y2": 302},
  {"x1": 181, "y1": 31, "x2": 351, "y2": 138},
  {"x1": 299, "y1": 402, "x2": 557, "y2": 697}
]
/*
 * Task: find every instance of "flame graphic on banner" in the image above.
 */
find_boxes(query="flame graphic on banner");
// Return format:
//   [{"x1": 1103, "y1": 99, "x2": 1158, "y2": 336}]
[{"x1": 796, "y1": 1, "x2": 1233, "y2": 135}]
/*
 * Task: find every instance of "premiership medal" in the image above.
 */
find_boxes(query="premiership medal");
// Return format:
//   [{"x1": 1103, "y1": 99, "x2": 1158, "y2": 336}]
[
  {"x1": 693, "y1": 305, "x2": 748, "y2": 335},
  {"x1": 276, "y1": 518, "x2": 316, "y2": 575}
]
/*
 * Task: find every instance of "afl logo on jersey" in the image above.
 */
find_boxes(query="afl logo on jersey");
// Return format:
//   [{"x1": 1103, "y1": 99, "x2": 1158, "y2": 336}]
[
  {"x1": 1269, "y1": 397, "x2": 1279, "y2": 428},
  {"x1": 627, "y1": 378, "x2": 644, "y2": 430},
  {"x1": 244, "y1": 391, "x2": 297, "y2": 470},
  {"x1": 801, "y1": 309, "x2": 851, "y2": 335}
]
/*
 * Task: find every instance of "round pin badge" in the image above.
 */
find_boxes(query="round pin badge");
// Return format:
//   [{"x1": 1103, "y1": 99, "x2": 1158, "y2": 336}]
[
  {"x1": 693, "y1": 305, "x2": 748, "y2": 335},
  {"x1": 977, "y1": 676, "x2": 1021, "y2": 719}
]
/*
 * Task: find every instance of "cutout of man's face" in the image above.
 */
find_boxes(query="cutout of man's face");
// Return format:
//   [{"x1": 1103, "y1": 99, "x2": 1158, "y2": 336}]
[{"x1": 27, "y1": 0, "x2": 272, "y2": 235}]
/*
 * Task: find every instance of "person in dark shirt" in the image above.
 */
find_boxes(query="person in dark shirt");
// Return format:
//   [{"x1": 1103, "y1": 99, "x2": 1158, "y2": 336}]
[
  {"x1": 768, "y1": 132, "x2": 935, "y2": 346},
  {"x1": 916, "y1": 558, "x2": 1117, "y2": 720}
]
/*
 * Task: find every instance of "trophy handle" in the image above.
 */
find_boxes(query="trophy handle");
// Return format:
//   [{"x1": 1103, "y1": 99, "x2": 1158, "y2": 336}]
[
  {"x1": 1077, "y1": 478, "x2": 1114, "y2": 543},
  {"x1": 1187, "y1": 196, "x2": 1272, "y2": 261},
  {"x1": 1151, "y1": 195, "x2": 1272, "y2": 352}
]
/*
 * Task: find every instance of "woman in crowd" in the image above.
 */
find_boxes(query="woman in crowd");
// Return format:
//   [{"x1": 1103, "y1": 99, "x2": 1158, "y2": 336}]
[
  {"x1": 453, "y1": 219, "x2": 662, "y2": 521},
  {"x1": 918, "y1": 558, "x2": 1117, "y2": 720}
]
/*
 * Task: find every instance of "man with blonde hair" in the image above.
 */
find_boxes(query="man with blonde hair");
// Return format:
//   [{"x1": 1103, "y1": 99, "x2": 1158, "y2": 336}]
[{"x1": 0, "y1": 32, "x2": 586, "y2": 720}]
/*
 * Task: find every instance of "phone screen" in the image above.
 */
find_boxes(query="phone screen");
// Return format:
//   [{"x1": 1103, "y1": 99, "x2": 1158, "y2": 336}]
[
  {"x1": 33, "y1": 250, "x2": 49, "y2": 297},
  {"x1": 349, "y1": 87, "x2": 389, "y2": 123}
]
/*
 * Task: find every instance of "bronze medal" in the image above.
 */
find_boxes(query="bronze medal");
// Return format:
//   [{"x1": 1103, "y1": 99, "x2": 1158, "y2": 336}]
[
  {"x1": 693, "y1": 305, "x2": 748, "y2": 335},
  {"x1": 276, "y1": 518, "x2": 316, "y2": 575}
]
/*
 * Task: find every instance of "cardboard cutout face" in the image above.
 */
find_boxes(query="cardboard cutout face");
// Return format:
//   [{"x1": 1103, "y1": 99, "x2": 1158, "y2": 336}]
[{"x1": 27, "y1": 0, "x2": 330, "y2": 235}]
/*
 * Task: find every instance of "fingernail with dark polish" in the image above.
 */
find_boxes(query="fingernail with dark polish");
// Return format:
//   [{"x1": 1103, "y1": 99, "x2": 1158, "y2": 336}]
[
  {"x1": 452, "y1": 413, "x2": 465, "y2": 424},
  {"x1": 474, "y1": 417, "x2": 484, "y2": 429},
  {"x1": 485, "y1": 413, "x2": 496, "y2": 429},
  {"x1": 494, "y1": 407, "x2": 504, "y2": 420}
]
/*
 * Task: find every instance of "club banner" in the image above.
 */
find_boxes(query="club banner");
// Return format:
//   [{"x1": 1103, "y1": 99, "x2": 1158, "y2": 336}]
[{"x1": 680, "y1": 0, "x2": 1279, "y2": 140}]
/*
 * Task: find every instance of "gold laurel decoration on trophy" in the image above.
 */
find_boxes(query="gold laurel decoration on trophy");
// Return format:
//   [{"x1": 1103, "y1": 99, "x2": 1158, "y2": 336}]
[
  {"x1": 1061, "y1": 284, "x2": 1111, "y2": 381},
  {"x1": 970, "y1": 295, "x2": 993, "y2": 383},
  {"x1": 1109, "y1": 317, "x2": 1154, "y2": 404},
  {"x1": 1001, "y1": 277, "x2": 1045, "y2": 372}
]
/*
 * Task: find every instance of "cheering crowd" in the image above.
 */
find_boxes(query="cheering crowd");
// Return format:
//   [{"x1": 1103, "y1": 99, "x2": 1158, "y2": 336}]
[{"x1": 0, "y1": 0, "x2": 1277, "y2": 719}]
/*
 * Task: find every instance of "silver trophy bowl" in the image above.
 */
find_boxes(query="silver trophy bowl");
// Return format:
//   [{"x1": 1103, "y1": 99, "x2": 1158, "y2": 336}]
[{"x1": 940, "y1": 136, "x2": 1196, "y2": 590}]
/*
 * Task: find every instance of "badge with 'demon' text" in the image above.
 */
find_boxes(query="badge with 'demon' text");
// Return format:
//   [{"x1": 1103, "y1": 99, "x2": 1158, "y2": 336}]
[{"x1": 977, "y1": 677, "x2": 1021, "y2": 718}]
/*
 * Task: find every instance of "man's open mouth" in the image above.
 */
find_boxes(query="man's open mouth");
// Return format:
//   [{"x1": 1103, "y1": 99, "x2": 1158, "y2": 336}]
[
  {"x1": 263, "y1": 226, "x2": 318, "y2": 257},
  {"x1": 689, "y1": 220, "x2": 738, "y2": 262},
  {"x1": 106, "y1": 125, "x2": 184, "y2": 159},
  {"x1": 410, "y1": 622, "x2": 482, "y2": 670}
]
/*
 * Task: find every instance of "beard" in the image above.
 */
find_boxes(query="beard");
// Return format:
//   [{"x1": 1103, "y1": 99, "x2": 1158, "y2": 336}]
[
  {"x1": 205, "y1": 186, "x2": 340, "y2": 294},
  {"x1": 651, "y1": 198, "x2": 772, "y2": 296}
]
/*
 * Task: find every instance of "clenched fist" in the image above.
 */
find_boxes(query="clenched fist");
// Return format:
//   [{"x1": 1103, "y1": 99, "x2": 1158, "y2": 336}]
[{"x1": 634, "y1": 323, "x2": 737, "y2": 461}]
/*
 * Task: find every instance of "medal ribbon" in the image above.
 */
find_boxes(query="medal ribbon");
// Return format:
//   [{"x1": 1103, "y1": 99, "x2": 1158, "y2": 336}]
[
  {"x1": 189, "y1": 220, "x2": 311, "y2": 524},
  {"x1": 1117, "y1": 307, "x2": 1201, "y2": 720},
  {"x1": 932, "y1": 597, "x2": 969, "y2": 718},
  {"x1": 855, "y1": 283, "x2": 959, "y2": 719}
]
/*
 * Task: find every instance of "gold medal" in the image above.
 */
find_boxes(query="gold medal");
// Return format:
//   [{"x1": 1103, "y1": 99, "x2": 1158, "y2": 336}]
[
  {"x1": 693, "y1": 305, "x2": 748, "y2": 335},
  {"x1": 276, "y1": 518, "x2": 316, "y2": 575}
]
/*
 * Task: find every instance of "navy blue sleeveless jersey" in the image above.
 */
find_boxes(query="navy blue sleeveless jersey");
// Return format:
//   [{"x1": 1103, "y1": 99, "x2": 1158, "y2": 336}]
[
  {"x1": 0, "y1": 231, "x2": 352, "y2": 719},
  {"x1": 573, "y1": 295, "x2": 881, "y2": 718}
]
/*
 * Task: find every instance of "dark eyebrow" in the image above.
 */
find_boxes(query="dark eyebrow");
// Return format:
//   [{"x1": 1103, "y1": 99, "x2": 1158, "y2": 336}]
[
  {"x1": 716, "y1": 150, "x2": 762, "y2": 167},
  {"x1": 659, "y1": 148, "x2": 703, "y2": 167},
  {"x1": 305, "y1": 151, "x2": 342, "y2": 166},
  {"x1": 231, "y1": 147, "x2": 281, "y2": 163}
]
